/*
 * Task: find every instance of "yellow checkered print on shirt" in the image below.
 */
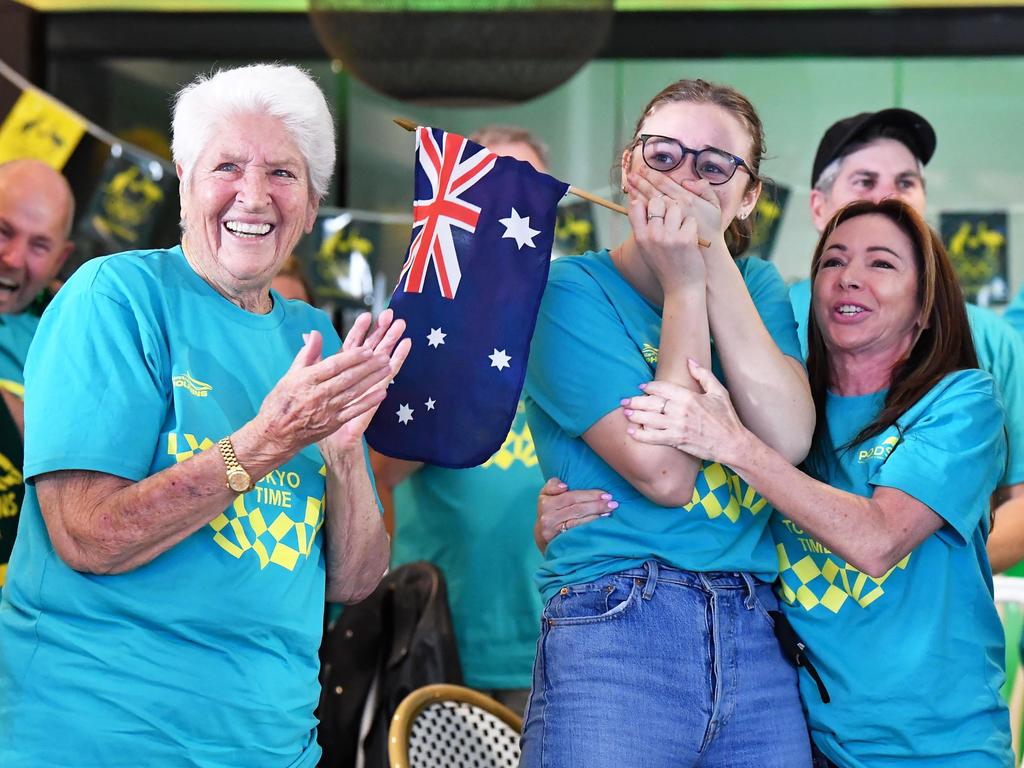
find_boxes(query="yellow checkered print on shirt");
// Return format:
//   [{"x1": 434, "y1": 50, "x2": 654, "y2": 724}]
[
  {"x1": 167, "y1": 432, "x2": 325, "y2": 571},
  {"x1": 777, "y1": 540, "x2": 910, "y2": 614},
  {"x1": 685, "y1": 461, "x2": 769, "y2": 522}
]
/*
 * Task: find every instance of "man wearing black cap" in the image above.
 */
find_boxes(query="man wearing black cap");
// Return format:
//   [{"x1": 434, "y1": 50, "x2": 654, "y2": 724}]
[
  {"x1": 791, "y1": 109, "x2": 1024, "y2": 574},
  {"x1": 790, "y1": 109, "x2": 934, "y2": 348}
]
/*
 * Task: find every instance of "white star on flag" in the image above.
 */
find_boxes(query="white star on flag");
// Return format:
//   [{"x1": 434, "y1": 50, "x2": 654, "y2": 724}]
[
  {"x1": 426, "y1": 327, "x2": 447, "y2": 348},
  {"x1": 499, "y1": 208, "x2": 540, "y2": 250},
  {"x1": 397, "y1": 403, "x2": 414, "y2": 424},
  {"x1": 489, "y1": 349, "x2": 512, "y2": 371},
  {"x1": 425, "y1": 398, "x2": 436, "y2": 411}
]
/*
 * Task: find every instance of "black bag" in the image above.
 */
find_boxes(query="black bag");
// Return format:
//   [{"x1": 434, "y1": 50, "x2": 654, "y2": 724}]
[{"x1": 317, "y1": 561, "x2": 463, "y2": 767}]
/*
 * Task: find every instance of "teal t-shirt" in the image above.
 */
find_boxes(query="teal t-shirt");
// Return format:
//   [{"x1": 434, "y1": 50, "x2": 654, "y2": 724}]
[
  {"x1": 0, "y1": 310, "x2": 39, "y2": 397},
  {"x1": 392, "y1": 400, "x2": 544, "y2": 690},
  {"x1": 773, "y1": 369, "x2": 1011, "y2": 768},
  {"x1": 789, "y1": 277, "x2": 812, "y2": 359},
  {"x1": 791, "y1": 279, "x2": 1024, "y2": 488},
  {"x1": 0, "y1": 246, "x2": 343, "y2": 768},
  {"x1": 525, "y1": 250, "x2": 803, "y2": 602},
  {"x1": 1002, "y1": 283, "x2": 1024, "y2": 337}
]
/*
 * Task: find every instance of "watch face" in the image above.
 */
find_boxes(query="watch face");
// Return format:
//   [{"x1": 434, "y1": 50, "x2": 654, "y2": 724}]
[{"x1": 227, "y1": 469, "x2": 252, "y2": 493}]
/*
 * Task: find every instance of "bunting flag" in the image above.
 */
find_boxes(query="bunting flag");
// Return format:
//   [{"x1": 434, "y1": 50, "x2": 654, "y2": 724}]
[
  {"x1": 0, "y1": 88, "x2": 86, "y2": 170},
  {"x1": 747, "y1": 182, "x2": 789, "y2": 260},
  {"x1": 941, "y1": 211, "x2": 1009, "y2": 306},
  {"x1": 365, "y1": 126, "x2": 568, "y2": 468},
  {"x1": 83, "y1": 144, "x2": 177, "y2": 253},
  {"x1": 553, "y1": 199, "x2": 598, "y2": 258}
]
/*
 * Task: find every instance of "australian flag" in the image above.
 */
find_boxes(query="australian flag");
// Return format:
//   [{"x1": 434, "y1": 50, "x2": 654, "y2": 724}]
[{"x1": 366, "y1": 126, "x2": 569, "y2": 468}]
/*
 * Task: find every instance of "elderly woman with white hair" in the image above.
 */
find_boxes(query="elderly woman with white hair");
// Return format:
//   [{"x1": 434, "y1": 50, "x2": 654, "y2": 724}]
[{"x1": 0, "y1": 64, "x2": 408, "y2": 767}]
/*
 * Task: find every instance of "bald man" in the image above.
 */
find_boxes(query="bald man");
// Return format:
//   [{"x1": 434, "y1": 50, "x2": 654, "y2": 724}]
[{"x1": 0, "y1": 159, "x2": 74, "y2": 587}]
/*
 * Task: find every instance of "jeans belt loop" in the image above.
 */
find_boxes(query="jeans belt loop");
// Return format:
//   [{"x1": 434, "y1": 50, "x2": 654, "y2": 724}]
[
  {"x1": 641, "y1": 560, "x2": 659, "y2": 600},
  {"x1": 739, "y1": 571, "x2": 758, "y2": 610}
]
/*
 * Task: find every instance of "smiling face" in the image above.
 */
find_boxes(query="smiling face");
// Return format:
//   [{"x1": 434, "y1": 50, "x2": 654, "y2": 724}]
[
  {"x1": 811, "y1": 138, "x2": 926, "y2": 231},
  {"x1": 178, "y1": 112, "x2": 318, "y2": 304},
  {"x1": 813, "y1": 213, "x2": 923, "y2": 366},
  {"x1": 0, "y1": 160, "x2": 74, "y2": 314},
  {"x1": 622, "y1": 101, "x2": 760, "y2": 229}
]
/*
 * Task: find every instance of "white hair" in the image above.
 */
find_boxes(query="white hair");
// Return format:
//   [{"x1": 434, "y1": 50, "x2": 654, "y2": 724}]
[{"x1": 172, "y1": 64, "x2": 335, "y2": 200}]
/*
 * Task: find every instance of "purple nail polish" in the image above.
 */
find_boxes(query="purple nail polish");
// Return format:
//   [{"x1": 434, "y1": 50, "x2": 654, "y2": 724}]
[
  {"x1": 600, "y1": 493, "x2": 612, "y2": 501},
  {"x1": 607, "y1": 501, "x2": 619, "y2": 510}
]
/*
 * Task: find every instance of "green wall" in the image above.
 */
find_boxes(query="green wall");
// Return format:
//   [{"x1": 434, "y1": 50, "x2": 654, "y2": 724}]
[{"x1": 348, "y1": 56, "x2": 1024, "y2": 305}]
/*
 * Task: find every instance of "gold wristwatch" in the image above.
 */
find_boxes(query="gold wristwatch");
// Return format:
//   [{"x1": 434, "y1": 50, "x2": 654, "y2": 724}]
[{"x1": 218, "y1": 436, "x2": 254, "y2": 493}]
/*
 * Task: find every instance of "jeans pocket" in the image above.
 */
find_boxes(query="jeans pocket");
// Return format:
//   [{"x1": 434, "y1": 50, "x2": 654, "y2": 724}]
[
  {"x1": 544, "y1": 575, "x2": 639, "y2": 626},
  {"x1": 749, "y1": 581, "x2": 780, "y2": 628}
]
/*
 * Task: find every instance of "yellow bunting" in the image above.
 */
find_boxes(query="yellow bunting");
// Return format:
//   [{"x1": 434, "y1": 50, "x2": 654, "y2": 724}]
[{"x1": 0, "y1": 89, "x2": 86, "y2": 169}]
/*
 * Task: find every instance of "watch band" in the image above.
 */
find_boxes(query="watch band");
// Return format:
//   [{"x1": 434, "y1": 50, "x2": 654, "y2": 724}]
[{"x1": 218, "y1": 436, "x2": 254, "y2": 492}]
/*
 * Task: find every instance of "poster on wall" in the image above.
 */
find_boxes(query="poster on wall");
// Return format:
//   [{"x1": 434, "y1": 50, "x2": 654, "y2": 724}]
[
  {"x1": 553, "y1": 200, "x2": 598, "y2": 259},
  {"x1": 747, "y1": 182, "x2": 789, "y2": 261},
  {"x1": 940, "y1": 211, "x2": 1009, "y2": 307}
]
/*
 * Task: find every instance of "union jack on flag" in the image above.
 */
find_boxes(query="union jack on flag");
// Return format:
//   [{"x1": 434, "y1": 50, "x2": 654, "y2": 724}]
[
  {"x1": 400, "y1": 128, "x2": 496, "y2": 300},
  {"x1": 366, "y1": 126, "x2": 569, "y2": 468}
]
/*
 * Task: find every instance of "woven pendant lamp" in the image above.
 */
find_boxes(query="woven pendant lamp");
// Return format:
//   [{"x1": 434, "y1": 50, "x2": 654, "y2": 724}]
[{"x1": 309, "y1": 0, "x2": 614, "y2": 104}]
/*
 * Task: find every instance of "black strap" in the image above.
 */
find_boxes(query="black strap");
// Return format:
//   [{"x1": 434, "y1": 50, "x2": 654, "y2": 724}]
[{"x1": 769, "y1": 610, "x2": 830, "y2": 704}]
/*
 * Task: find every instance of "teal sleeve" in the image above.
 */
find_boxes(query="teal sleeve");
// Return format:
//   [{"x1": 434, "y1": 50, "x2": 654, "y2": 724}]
[
  {"x1": 740, "y1": 256, "x2": 803, "y2": 362},
  {"x1": 970, "y1": 308, "x2": 1024, "y2": 486},
  {"x1": 788, "y1": 278, "x2": 811, "y2": 360},
  {"x1": 871, "y1": 371, "x2": 1006, "y2": 547},
  {"x1": 526, "y1": 273, "x2": 650, "y2": 438},
  {"x1": 23, "y1": 282, "x2": 167, "y2": 483},
  {"x1": 1003, "y1": 285, "x2": 1024, "y2": 337}
]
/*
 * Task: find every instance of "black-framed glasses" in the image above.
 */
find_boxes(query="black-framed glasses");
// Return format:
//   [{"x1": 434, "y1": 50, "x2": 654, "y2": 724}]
[{"x1": 634, "y1": 134, "x2": 757, "y2": 186}]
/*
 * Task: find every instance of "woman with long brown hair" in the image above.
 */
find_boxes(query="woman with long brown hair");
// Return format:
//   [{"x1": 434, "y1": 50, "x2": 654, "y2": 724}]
[
  {"x1": 520, "y1": 79, "x2": 814, "y2": 767},
  {"x1": 611, "y1": 198, "x2": 1012, "y2": 766}
]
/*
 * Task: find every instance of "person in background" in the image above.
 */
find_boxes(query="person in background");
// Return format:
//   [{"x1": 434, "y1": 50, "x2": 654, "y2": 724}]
[
  {"x1": 616, "y1": 199, "x2": 1011, "y2": 767},
  {"x1": 0, "y1": 63, "x2": 409, "y2": 767},
  {"x1": 0, "y1": 159, "x2": 75, "y2": 589},
  {"x1": 790, "y1": 109, "x2": 1024, "y2": 573},
  {"x1": 521, "y1": 79, "x2": 813, "y2": 767},
  {"x1": 370, "y1": 125, "x2": 551, "y2": 715},
  {"x1": 272, "y1": 254, "x2": 315, "y2": 303}
]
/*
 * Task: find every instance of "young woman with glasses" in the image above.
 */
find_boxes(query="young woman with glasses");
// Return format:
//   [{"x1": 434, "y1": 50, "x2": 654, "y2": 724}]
[{"x1": 519, "y1": 79, "x2": 815, "y2": 767}]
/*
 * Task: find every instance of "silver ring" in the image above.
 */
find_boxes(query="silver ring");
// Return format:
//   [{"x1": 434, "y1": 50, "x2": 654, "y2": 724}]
[
  {"x1": 559, "y1": 521, "x2": 568, "y2": 533},
  {"x1": 647, "y1": 214, "x2": 664, "y2": 221}
]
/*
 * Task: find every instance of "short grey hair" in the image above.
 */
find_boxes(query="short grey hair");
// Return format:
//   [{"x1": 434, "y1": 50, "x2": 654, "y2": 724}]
[
  {"x1": 172, "y1": 64, "x2": 336, "y2": 200},
  {"x1": 469, "y1": 125, "x2": 549, "y2": 170}
]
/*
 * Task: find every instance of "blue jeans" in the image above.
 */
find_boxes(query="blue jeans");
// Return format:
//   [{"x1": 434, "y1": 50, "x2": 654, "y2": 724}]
[{"x1": 519, "y1": 561, "x2": 812, "y2": 768}]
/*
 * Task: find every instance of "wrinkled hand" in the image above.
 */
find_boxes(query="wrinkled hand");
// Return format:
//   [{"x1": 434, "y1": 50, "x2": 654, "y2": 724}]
[
  {"x1": 628, "y1": 165, "x2": 725, "y2": 252},
  {"x1": 625, "y1": 171, "x2": 704, "y2": 294},
  {"x1": 621, "y1": 359, "x2": 748, "y2": 466},
  {"x1": 535, "y1": 477, "x2": 617, "y2": 554},
  {"x1": 255, "y1": 309, "x2": 411, "y2": 459}
]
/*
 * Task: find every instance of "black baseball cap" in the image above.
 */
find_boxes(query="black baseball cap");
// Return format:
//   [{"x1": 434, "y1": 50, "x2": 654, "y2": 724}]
[{"x1": 811, "y1": 108, "x2": 936, "y2": 188}]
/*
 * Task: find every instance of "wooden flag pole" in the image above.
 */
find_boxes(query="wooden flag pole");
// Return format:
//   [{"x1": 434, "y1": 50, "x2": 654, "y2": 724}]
[{"x1": 392, "y1": 118, "x2": 710, "y2": 247}]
